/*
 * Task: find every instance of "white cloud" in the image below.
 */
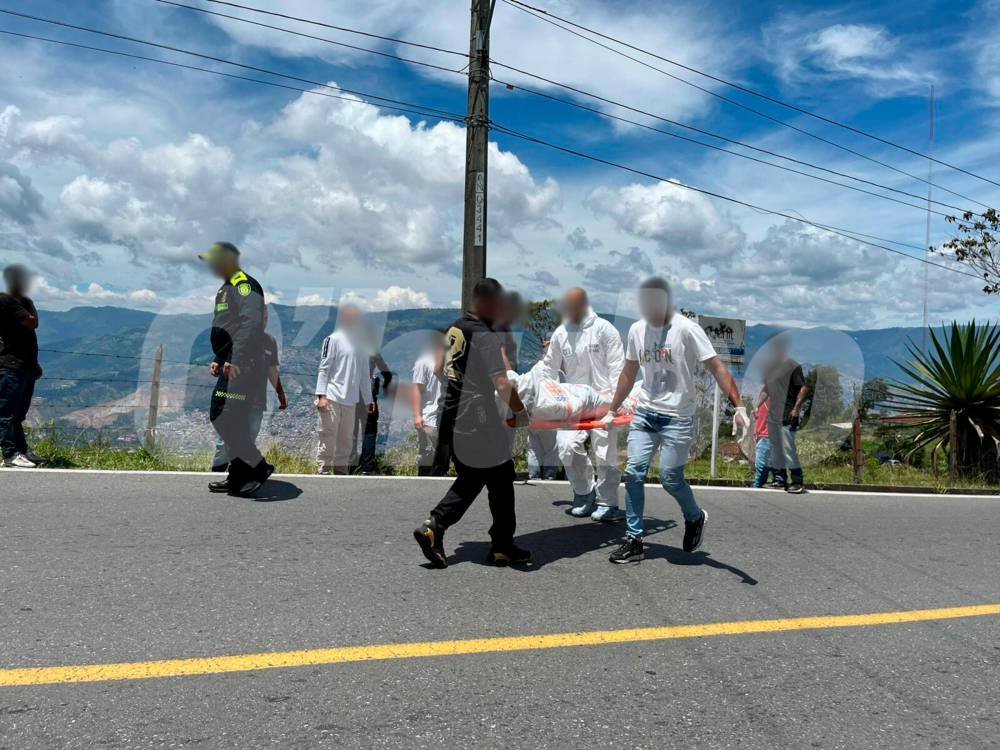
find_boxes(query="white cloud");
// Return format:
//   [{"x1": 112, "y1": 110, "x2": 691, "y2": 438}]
[
  {"x1": 585, "y1": 180, "x2": 745, "y2": 265},
  {"x1": 33, "y1": 277, "x2": 161, "y2": 309},
  {"x1": 763, "y1": 14, "x2": 935, "y2": 96},
  {"x1": 339, "y1": 285, "x2": 434, "y2": 311}
]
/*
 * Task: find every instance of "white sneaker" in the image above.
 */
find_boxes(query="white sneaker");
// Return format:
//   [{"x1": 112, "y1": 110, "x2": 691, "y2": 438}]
[
  {"x1": 566, "y1": 491, "x2": 597, "y2": 517},
  {"x1": 591, "y1": 505, "x2": 625, "y2": 523},
  {"x1": 4, "y1": 453, "x2": 38, "y2": 468}
]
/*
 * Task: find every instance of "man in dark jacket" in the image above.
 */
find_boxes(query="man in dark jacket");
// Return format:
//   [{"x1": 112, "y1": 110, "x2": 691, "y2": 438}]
[
  {"x1": 0, "y1": 264, "x2": 42, "y2": 468},
  {"x1": 200, "y1": 242, "x2": 273, "y2": 496}
]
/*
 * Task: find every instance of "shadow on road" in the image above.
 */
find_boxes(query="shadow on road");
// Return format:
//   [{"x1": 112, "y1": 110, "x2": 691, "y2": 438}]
[
  {"x1": 445, "y1": 517, "x2": 677, "y2": 571},
  {"x1": 643, "y1": 544, "x2": 759, "y2": 585},
  {"x1": 251, "y1": 480, "x2": 303, "y2": 503}
]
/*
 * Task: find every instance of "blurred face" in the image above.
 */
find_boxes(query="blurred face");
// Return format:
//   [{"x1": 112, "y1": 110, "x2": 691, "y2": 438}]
[
  {"x1": 338, "y1": 304, "x2": 363, "y2": 333},
  {"x1": 638, "y1": 287, "x2": 671, "y2": 325},
  {"x1": 561, "y1": 288, "x2": 588, "y2": 324},
  {"x1": 474, "y1": 294, "x2": 501, "y2": 323},
  {"x1": 4, "y1": 267, "x2": 33, "y2": 295}
]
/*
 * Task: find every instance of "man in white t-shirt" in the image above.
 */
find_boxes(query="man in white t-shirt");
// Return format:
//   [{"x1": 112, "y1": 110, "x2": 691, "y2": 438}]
[
  {"x1": 604, "y1": 277, "x2": 748, "y2": 564},
  {"x1": 410, "y1": 330, "x2": 447, "y2": 476},
  {"x1": 315, "y1": 305, "x2": 375, "y2": 475},
  {"x1": 542, "y1": 287, "x2": 625, "y2": 521}
]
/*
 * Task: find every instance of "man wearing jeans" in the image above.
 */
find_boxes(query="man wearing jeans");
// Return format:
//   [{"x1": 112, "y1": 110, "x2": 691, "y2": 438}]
[
  {"x1": 0, "y1": 265, "x2": 42, "y2": 468},
  {"x1": 604, "y1": 277, "x2": 747, "y2": 564}
]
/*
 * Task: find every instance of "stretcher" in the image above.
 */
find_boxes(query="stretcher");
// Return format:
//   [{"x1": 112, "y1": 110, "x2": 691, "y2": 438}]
[{"x1": 501, "y1": 369, "x2": 638, "y2": 430}]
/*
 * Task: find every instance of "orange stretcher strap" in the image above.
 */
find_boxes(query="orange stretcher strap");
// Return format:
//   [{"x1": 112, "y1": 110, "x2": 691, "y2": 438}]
[{"x1": 506, "y1": 413, "x2": 634, "y2": 431}]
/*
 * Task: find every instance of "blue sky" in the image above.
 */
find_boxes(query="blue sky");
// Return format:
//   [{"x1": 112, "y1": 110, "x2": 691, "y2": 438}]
[{"x1": 0, "y1": 0, "x2": 997, "y2": 328}]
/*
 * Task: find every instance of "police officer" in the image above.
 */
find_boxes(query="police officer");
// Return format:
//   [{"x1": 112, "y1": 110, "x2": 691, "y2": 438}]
[{"x1": 199, "y1": 241, "x2": 273, "y2": 496}]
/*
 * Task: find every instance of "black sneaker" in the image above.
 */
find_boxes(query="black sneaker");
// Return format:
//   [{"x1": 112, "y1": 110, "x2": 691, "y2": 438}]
[
  {"x1": 683, "y1": 510, "x2": 707, "y2": 553},
  {"x1": 609, "y1": 537, "x2": 644, "y2": 564},
  {"x1": 208, "y1": 479, "x2": 230, "y2": 493},
  {"x1": 488, "y1": 544, "x2": 533, "y2": 566},
  {"x1": 413, "y1": 518, "x2": 447, "y2": 568},
  {"x1": 768, "y1": 479, "x2": 787, "y2": 490},
  {"x1": 786, "y1": 483, "x2": 806, "y2": 494}
]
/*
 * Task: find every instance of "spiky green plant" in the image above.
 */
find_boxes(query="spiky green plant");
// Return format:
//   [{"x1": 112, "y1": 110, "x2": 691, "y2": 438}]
[{"x1": 883, "y1": 321, "x2": 1000, "y2": 480}]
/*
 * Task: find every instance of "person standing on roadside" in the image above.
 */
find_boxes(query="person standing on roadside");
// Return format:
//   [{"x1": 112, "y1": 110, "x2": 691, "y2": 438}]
[
  {"x1": 315, "y1": 304, "x2": 375, "y2": 475},
  {"x1": 543, "y1": 287, "x2": 625, "y2": 521},
  {"x1": 200, "y1": 242, "x2": 273, "y2": 497},
  {"x1": 0, "y1": 264, "x2": 42, "y2": 468},
  {"x1": 413, "y1": 279, "x2": 532, "y2": 568},
  {"x1": 604, "y1": 277, "x2": 748, "y2": 564},
  {"x1": 751, "y1": 397, "x2": 775, "y2": 488},
  {"x1": 410, "y1": 330, "x2": 447, "y2": 476},
  {"x1": 761, "y1": 334, "x2": 809, "y2": 494}
]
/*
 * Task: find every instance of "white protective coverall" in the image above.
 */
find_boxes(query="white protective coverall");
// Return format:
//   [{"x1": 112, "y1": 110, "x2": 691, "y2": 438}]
[{"x1": 542, "y1": 308, "x2": 625, "y2": 507}]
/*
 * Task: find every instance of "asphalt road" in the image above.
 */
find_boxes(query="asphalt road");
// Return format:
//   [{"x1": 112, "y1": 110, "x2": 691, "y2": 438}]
[{"x1": 0, "y1": 470, "x2": 998, "y2": 749}]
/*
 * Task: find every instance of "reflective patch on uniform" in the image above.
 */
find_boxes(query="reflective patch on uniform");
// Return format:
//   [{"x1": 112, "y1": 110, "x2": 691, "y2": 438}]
[
  {"x1": 237, "y1": 282, "x2": 252, "y2": 297},
  {"x1": 215, "y1": 302, "x2": 229, "y2": 312},
  {"x1": 229, "y1": 271, "x2": 248, "y2": 285},
  {"x1": 214, "y1": 390, "x2": 247, "y2": 401}
]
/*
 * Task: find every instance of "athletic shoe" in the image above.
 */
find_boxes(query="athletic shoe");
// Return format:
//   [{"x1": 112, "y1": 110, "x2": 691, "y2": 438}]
[
  {"x1": 317, "y1": 467, "x2": 332, "y2": 476},
  {"x1": 609, "y1": 537, "x2": 644, "y2": 564},
  {"x1": 488, "y1": 544, "x2": 533, "y2": 566},
  {"x1": 683, "y1": 510, "x2": 708, "y2": 553},
  {"x1": 413, "y1": 518, "x2": 447, "y2": 568},
  {"x1": 3, "y1": 453, "x2": 37, "y2": 468},
  {"x1": 590, "y1": 505, "x2": 625, "y2": 523},
  {"x1": 566, "y1": 490, "x2": 597, "y2": 517},
  {"x1": 768, "y1": 479, "x2": 787, "y2": 490},
  {"x1": 786, "y1": 483, "x2": 806, "y2": 494},
  {"x1": 208, "y1": 479, "x2": 230, "y2": 493},
  {"x1": 24, "y1": 451, "x2": 46, "y2": 466}
]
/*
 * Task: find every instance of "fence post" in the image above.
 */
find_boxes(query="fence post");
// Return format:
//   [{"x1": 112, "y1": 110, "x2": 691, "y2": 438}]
[
  {"x1": 144, "y1": 345, "x2": 163, "y2": 452},
  {"x1": 852, "y1": 415, "x2": 864, "y2": 484},
  {"x1": 948, "y1": 409, "x2": 958, "y2": 486}
]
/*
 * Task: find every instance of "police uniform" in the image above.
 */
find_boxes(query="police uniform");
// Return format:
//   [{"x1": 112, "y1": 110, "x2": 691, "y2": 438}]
[{"x1": 209, "y1": 268, "x2": 269, "y2": 486}]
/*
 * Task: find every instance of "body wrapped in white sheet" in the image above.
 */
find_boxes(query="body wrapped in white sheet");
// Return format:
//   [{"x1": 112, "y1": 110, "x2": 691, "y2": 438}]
[{"x1": 502, "y1": 364, "x2": 639, "y2": 428}]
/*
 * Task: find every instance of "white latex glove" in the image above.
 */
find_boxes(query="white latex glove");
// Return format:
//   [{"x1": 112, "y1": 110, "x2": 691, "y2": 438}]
[
  {"x1": 600, "y1": 408, "x2": 619, "y2": 428},
  {"x1": 732, "y1": 406, "x2": 749, "y2": 441}
]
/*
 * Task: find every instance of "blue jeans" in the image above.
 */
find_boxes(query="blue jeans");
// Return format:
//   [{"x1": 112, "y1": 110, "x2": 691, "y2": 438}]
[
  {"x1": 212, "y1": 408, "x2": 264, "y2": 468},
  {"x1": 624, "y1": 410, "x2": 700, "y2": 539},
  {"x1": 770, "y1": 423, "x2": 804, "y2": 485},
  {"x1": 0, "y1": 367, "x2": 33, "y2": 459},
  {"x1": 752, "y1": 436, "x2": 773, "y2": 487}
]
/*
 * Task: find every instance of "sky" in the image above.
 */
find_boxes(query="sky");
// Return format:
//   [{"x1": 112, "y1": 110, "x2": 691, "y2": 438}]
[{"x1": 0, "y1": 0, "x2": 998, "y2": 329}]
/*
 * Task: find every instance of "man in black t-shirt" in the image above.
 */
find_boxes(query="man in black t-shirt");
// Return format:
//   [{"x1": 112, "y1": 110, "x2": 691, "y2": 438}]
[
  {"x1": 414, "y1": 279, "x2": 532, "y2": 568},
  {"x1": 0, "y1": 264, "x2": 42, "y2": 468},
  {"x1": 760, "y1": 334, "x2": 810, "y2": 493}
]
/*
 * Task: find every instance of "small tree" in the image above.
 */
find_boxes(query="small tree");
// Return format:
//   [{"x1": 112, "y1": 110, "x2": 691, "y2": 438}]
[{"x1": 936, "y1": 209, "x2": 1000, "y2": 295}]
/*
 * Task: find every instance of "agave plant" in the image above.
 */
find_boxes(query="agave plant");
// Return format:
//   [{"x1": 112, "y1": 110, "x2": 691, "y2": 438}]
[{"x1": 882, "y1": 321, "x2": 1000, "y2": 480}]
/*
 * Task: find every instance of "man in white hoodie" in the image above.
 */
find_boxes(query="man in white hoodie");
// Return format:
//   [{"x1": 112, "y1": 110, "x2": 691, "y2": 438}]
[
  {"x1": 542, "y1": 288, "x2": 626, "y2": 522},
  {"x1": 315, "y1": 304, "x2": 375, "y2": 475}
]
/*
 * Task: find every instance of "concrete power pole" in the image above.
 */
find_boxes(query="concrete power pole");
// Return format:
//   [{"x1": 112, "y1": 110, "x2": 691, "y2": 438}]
[{"x1": 461, "y1": 0, "x2": 494, "y2": 312}]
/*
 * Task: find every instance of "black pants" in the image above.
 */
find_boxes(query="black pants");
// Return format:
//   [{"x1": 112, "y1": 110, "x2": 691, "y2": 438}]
[
  {"x1": 0, "y1": 367, "x2": 33, "y2": 459},
  {"x1": 210, "y1": 375, "x2": 265, "y2": 484},
  {"x1": 430, "y1": 458, "x2": 516, "y2": 549}
]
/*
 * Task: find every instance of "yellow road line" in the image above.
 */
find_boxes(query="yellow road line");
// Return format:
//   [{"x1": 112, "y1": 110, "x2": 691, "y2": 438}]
[{"x1": 3, "y1": 603, "x2": 998, "y2": 688}]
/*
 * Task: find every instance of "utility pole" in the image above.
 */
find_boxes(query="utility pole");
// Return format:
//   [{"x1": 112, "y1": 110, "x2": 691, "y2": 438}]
[
  {"x1": 461, "y1": 0, "x2": 494, "y2": 312},
  {"x1": 921, "y1": 85, "x2": 935, "y2": 351},
  {"x1": 144, "y1": 344, "x2": 163, "y2": 452}
]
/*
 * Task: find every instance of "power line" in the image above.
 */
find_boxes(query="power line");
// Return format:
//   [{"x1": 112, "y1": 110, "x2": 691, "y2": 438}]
[
  {"x1": 0, "y1": 9, "x2": 466, "y2": 122},
  {"x1": 0, "y1": 29, "x2": 462, "y2": 128},
  {"x1": 502, "y1": 0, "x2": 1000, "y2": 192},
  {"x1": 157, "y1": 0, "x2": 466, "y2": 76},
  {"x1": 493, "y1": 75, "x2": 960, "y2": 218},
  {"x1": 496, "y1": 4, "x2": 991, "y2": 210},
  {"x1": 198, "y1": 0, "x2": 467, "y2": 58},
  {"x1": 150, "y1": 0, "x2": 978, "y2": 216},
  {"x1": 490, "y1": 121, "x2": 983, "y2": 281}
]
